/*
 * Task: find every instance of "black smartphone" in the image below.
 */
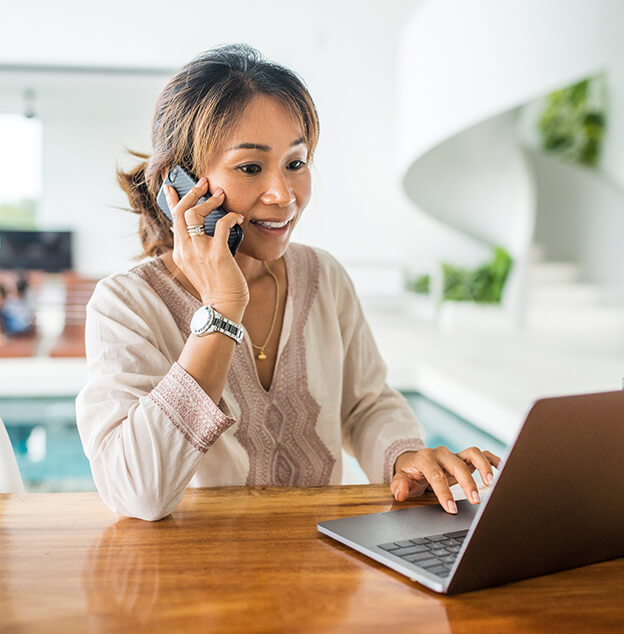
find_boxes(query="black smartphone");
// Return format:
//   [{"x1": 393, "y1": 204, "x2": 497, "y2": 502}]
[{"x1": 156, "y1": 165, "x2": 244, "y2": 256}]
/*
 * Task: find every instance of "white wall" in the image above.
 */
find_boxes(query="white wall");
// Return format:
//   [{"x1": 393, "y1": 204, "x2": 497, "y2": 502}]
[
  {"x1": 0, "y1": 72, "x2": 167, "y2": 276},
  {"x1": 397, "y1": 0, "x2": 624, "y2": 172},
  {"x1": 402, "y1": 111, "x2": 534, "y2": 258},
  {"x1": 1, "y1": 0, "x2": 456, "y2": 282},
  {"x1": 531, "y1": 150, "x2": 624, "y2": 306},
  {"x1": 3, "y1": 0, "x2": 624, "y2": 291},
  {"x1": 396, "y1": 0, "x2": 624, "y2": 309},
  {"x1": 600, "y1": 65, "x2": 624, "y2": 189}
]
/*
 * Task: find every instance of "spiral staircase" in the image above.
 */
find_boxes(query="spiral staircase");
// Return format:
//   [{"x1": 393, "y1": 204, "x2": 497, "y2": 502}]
[{"x1": 396, "y1": 0, "x2": 624, "y2": 336}]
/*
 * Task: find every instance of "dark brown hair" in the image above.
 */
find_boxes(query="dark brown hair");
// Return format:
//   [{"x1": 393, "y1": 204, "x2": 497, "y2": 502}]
[{"x1": 117, "y1": 43, "x2": 320, "y2": 258}]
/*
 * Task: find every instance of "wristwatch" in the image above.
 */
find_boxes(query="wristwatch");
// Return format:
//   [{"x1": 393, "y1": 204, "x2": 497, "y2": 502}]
[{"x1": 190, "y1": 305, "x2": 245, "y2": 345}]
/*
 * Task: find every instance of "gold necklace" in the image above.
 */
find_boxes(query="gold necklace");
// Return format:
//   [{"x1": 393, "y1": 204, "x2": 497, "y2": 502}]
[{"x1": 250, "y1": 260, "x2": 279, "y2": 361}]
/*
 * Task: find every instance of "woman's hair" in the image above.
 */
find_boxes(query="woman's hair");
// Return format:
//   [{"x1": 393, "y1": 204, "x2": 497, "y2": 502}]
[{"x1": 117, "y1": 43, "x2": 320, "y2": 258}]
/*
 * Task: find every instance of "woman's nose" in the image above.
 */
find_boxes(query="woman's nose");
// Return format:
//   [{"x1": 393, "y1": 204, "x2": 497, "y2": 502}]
[{"x1": 261, "y1": 173, "x2": 296, "y2": 207}]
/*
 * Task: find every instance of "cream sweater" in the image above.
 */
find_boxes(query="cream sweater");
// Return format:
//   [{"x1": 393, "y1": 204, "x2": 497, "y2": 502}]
[{"x1": 76, "y1": 243, "x2": 425, "y2": 520}]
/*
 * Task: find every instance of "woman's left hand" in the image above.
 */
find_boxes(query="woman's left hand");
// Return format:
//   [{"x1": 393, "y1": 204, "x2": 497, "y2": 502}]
[{"x1": 390, "y1": 447, "x2": 502, "y2": 514}]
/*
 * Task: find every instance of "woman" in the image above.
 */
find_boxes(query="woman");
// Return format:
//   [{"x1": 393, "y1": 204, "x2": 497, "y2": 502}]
[{"x1": 76, "y1": 44, "x2": 500, "y2": 521}]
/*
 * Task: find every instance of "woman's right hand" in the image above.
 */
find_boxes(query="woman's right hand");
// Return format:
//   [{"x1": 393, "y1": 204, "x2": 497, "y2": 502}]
[{"x1": 165, "y1": 177, "x2": 250, "y2": 317}]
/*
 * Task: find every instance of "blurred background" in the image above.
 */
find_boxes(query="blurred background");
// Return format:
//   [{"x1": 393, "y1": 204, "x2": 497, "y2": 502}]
[{"x1": 1, "y1": 0, "x2": 623, "y2": 491}]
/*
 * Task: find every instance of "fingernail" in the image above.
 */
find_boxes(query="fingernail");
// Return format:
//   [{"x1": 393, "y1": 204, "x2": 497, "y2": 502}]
[
  {"x1": 212, "y1": 186, "x2": 224, "y2": 196},
  {"x1": 447, "y1": 500, "x2": 457, "y2": 514},
  {"x1": 471, "y1": 490, "x2": 480, "y2": 504},
  {"x1": 196, "y1": 177, "x2": 207, "y2": 187},
  {"x1": 486, "y1": 472, "x2": 493, "y2": 486}
]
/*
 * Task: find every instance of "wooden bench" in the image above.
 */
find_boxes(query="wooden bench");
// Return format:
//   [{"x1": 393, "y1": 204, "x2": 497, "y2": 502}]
[{"x1": 48, "y1": 275, "x2": 99, "y2": 358}]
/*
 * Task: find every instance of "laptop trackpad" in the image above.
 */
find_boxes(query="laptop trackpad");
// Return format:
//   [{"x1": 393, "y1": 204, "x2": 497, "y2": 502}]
[
  {"x1": 377, "y1": 501, "x2": 478, "y2": 541},
  {"x1": 319, "y1": 500, "x2": 479, "y2": 548}
]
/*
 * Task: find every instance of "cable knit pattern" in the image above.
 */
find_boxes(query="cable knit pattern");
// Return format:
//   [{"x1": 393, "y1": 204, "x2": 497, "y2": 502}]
[
  {"x1": 383, "y1": 438, "x2": 427, "y2": 483},
  {"x1": 149, "y1": 361, "x2": 236, "y2": 452},
  {"x1": 231, "y1": 245, "x2": 336, "y2": 486}
]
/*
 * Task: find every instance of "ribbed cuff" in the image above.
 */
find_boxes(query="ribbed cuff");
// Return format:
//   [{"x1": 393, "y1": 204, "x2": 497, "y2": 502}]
[
  {"x1": 383, "y1": 438, "x2": 426, "y2": 483},
  {"x1": 148, "y1": 361, "x2": 236, "y2": 453}
]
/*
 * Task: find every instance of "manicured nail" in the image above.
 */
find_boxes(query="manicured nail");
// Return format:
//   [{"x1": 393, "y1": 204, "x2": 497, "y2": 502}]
[
  {"x1": 212, "y1": 186, "x2": 224, "y2": 196},
  {"x1": 447, "y1": 500, "x2": 458, "y2": 514},
  {"x1": 471, "y1": 490, "x2": 480, "y2": 504},
  {"x1": 486, "y1": 472, "x2": 493, "y2": 486}
]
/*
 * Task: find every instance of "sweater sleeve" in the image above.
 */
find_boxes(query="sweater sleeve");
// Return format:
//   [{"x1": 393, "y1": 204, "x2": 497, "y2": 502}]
[
  {"x1": 324, "y1": 254, "x2": 426, "y2": 483},
  {"x1": 75, "y1": 274, "x2": 236, "y2": 521}
]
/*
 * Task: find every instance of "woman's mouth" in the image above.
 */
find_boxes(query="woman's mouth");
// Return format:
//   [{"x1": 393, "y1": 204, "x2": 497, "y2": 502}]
[{"x1": 249, "y1": 218, "x2": 292, "y2": 235}]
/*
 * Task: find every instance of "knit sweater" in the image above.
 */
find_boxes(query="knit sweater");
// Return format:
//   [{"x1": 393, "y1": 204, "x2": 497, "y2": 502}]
[{"x1": 75, "y1": 243, "x2": 425, "y2": 520}]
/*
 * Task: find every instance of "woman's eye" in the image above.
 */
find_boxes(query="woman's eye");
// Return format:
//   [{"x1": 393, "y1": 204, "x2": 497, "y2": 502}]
[
  {"x1": 236, "y1": 160, "x2": 306, "y2": 175},
  {"x1": 238, "y1": 164, "x2": 261, "y2": 175}
]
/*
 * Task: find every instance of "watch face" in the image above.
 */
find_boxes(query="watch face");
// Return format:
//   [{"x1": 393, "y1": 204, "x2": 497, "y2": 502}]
[{"x1": 191, "y1": 306, "x2": 214, "y2": 334}]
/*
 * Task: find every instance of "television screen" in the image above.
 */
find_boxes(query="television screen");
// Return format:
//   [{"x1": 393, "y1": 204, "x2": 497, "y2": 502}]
[{"x1": 0, "y1": 230, "x2": 73, "y2": 273}]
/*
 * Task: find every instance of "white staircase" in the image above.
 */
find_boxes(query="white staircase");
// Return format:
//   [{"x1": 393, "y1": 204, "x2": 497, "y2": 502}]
[
  {"x1": 527, "y1": 247, "x2": 624, "y2": 342},
  {"x1": 397, "y1": 0, "x2": 624, "y2": 330}
]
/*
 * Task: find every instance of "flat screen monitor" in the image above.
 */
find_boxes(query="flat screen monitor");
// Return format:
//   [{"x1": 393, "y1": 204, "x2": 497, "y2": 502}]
[{"x1": 0, "y1": 230, "x2": 73, "y2": 273}]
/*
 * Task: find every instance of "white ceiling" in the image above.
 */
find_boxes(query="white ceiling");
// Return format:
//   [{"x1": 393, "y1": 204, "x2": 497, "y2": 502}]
[{"x1": 1, "y1": 0, "x2": 414, "y2": 71}]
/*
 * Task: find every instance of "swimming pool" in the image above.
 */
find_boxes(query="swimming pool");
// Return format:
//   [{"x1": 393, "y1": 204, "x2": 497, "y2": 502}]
[{"x1": 1, "y1": 392, "x2": 506, "y2": 492}]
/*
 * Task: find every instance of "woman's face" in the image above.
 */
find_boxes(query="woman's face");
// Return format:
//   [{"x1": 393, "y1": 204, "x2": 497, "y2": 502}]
[{"x1": 202, "y1": 94, "x2": 312, "y2": 262}]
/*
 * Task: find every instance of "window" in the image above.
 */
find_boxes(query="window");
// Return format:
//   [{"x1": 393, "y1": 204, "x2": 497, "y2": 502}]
[{"x1": 0, "y1": 114, "x2": 42, "y2": 229}]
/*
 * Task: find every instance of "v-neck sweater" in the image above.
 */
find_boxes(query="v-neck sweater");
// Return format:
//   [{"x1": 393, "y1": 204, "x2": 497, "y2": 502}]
[{"x1": 76, "y1": 243, "x2": 425, "y2": 521}]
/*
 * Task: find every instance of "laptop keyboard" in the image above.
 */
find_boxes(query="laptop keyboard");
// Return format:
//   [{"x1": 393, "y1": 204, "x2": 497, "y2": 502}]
[{"x1": 377, "y1": 529, "x2": 468, "y2": 578}]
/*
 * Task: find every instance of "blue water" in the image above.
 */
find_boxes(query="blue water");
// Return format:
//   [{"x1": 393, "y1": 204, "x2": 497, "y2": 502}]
[
  {"x1": 1, "y1": 393, "x2": 506, "y2": 492},
  {"x1": 1, "y1": 397, "x2": 95, "y2": 492},
  {"x1": 401, "y1": 392, "x2": 507, "y2": 456}
]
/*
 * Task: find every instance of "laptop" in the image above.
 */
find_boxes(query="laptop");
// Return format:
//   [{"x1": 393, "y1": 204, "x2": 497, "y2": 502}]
[{"x1": 318, "y1": 390, "x2": 624, "y2": 594}]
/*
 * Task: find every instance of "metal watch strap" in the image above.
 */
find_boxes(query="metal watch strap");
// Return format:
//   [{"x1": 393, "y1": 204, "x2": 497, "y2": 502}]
[
  {"x1": 191, "y1": 305, "x2": 245, "y2": 345},
  {"x1": 211, "y1": 314, "x2": 245, "y2": 345}
]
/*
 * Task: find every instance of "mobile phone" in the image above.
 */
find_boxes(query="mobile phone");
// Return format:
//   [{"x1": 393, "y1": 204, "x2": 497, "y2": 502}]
[{"x1": 156, "y1": 165, "x2": 244, "y2": 256}]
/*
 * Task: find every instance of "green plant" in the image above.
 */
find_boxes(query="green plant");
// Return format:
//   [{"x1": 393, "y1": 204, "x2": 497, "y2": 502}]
[
  {"x1": 442, "y1": 247, "x2": 513, "y2": 304},
  {"x1": 405, "y1": 273, "x2": 430, "y2": 295},
  {"x1": 0, "y1": 198, "x2": 36, "y2": 229},
  {"x1": 538, "y1": 76, "x2": 606, "y2": 167}
]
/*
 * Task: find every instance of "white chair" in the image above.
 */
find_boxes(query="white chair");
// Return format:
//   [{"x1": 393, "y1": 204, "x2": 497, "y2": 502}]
[{"x1": 0, "y1": 415, "x2": 25, "y2": 493}]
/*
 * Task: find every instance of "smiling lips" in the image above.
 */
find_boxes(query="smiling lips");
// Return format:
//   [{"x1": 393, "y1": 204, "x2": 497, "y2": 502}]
[{"x1": 250, "y1": 218, "x2": 292, "y2": 229}]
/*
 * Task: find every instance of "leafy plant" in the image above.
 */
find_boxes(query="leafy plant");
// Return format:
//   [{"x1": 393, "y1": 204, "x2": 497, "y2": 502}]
[
  {"x1": 442, "y1": 247, "x2": 513, "y2": 304},
  {"x1": 405, "y1": 273, "x2": 430, "y2": 295},
  {"x1": 538, "y1": 76, "x2": 606, "y2": 167}
]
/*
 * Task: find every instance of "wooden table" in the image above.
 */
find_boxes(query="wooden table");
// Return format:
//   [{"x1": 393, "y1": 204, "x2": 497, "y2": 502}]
[{"x1": 1, "y1": 485, "x2": 623, "y2": 633}]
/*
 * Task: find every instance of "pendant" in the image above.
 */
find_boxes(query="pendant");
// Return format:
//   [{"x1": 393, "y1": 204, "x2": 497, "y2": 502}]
[{"x1": 257, "y1": 348, "x2": 267, "y2": 360}]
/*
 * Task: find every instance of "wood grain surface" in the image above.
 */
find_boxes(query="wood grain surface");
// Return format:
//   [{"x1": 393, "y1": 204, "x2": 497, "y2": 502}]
[{"x1": 0, "y1": 484, "x2": 623, "y2": 633}]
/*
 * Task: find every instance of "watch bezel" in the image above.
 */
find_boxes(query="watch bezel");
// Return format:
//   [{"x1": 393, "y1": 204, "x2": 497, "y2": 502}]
[{"x1": 191, "y1": 305, "x2": 215, "y2": 336}]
